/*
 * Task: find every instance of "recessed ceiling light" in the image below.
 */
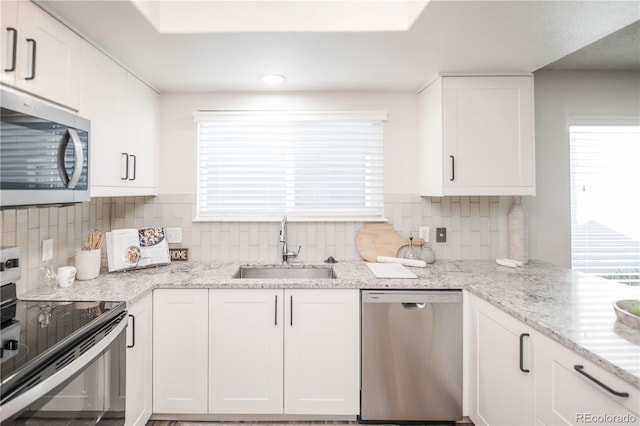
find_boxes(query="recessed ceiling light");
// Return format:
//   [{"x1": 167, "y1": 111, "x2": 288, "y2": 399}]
[{"x1": 261, "y1": 74, "x2": 286, "y2": 85}]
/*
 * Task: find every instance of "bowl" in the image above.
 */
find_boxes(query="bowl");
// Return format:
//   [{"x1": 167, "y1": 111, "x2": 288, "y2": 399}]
[{"x1": 612, "y1": 300, "x2": 640, "y2": 330}]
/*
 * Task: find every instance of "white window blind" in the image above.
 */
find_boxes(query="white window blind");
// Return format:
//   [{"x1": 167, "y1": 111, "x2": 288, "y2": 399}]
[
  {"x1": 194, "y1": 111, "x2": 386, "y2": 221},
  {"x1": 570, "y1": 124, "x2": 640, "y2": 286}
]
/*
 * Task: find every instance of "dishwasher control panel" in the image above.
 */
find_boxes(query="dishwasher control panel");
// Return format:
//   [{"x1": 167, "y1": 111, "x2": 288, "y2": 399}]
[{"x1": 362, "y1": 290, "x2": 462, "y2": 304}]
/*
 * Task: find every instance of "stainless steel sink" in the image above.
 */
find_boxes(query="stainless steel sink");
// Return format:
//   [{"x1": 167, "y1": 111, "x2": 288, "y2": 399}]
[{"x1": 232, "y1": 266, "x2": 336, "y2": 279}]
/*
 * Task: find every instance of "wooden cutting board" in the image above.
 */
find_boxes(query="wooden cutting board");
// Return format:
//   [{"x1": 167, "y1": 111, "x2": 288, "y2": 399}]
[{"x1": 356, "y1": 223, "x2": 425, "y2": 262}]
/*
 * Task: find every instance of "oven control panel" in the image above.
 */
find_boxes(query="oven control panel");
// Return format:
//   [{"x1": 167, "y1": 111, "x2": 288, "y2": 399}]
[{"x1": 0, "y1": 246, "x2": 21, "y2": 286}]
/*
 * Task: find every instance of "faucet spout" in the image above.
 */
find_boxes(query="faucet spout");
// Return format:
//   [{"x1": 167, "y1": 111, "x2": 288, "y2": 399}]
[{"x1": 279, "y1": 216, "x2": 301, "y2": 264}]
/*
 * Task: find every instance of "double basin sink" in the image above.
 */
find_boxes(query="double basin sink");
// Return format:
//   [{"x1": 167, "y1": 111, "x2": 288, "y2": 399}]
[{"x1": 232, "y1": 265, "x2": 336, "y2": 279}]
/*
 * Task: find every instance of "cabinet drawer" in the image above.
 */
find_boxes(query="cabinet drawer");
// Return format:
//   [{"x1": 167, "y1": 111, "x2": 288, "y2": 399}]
[{"x1": 542, "y1": 337, "x2": 638, "y2": 424}]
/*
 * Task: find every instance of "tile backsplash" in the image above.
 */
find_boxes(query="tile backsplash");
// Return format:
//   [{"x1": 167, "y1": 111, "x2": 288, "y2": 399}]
[
  {"x1": 1, "y1": 198, "x2": 112, "y2": 294},
  {"x1": 1, "y1": 193, "x2": 509, "y2": 294}
]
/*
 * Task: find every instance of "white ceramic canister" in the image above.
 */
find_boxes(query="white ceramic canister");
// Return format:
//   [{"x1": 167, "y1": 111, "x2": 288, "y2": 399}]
[{"x1": 75, "y1": 248, "x2": 102, "y2": 280}]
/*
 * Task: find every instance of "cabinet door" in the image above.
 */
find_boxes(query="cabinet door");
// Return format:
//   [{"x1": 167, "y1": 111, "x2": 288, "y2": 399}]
[
  {"x1": 471, "y1": 295, "x2": 535, "y2": 426},
  {"x1": 122, "y1": 74, "x2": 158, "y2": 193},
  {"x1": 284, "y1": 289, "x2": 360, "y2": 415},
  {"x1": 535, "y1": 334, "x2": 639, "y2": 425},
  {"x1": 443, "y1": 76, "x2": 535, "y2": 195},
  {"x1": 81, "y1": 41, "x2": 159, "y2": 197},
  {"x1": 80, "y1": 42, "x2": 128, "y2": 194},
  {"x1": 125, "y1": 293, "x2": 152, "y2": 426},
  {"x1": 15, "y1": 1, "x2": 81, "y2": 109},
  {"x1": 153, "y1": 289, "x2": 208, "y2": 414},
  {"x1": 1, "y1": 0, "x2": 18, "y2": 85},
  {"x1": 209, "y1": 289, "x2": 284, "y2": 414}
]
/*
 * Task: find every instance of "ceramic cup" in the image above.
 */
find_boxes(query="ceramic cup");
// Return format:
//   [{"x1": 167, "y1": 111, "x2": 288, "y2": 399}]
[
  {"x1": 57, "y1": 266, "x2": 77, "y2": 288},
  {"x1": 75, "y1": 248, "x2": 101, "y2": 280}
]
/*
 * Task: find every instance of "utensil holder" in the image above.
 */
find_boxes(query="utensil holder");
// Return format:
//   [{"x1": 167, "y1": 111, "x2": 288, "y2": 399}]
[{"x1": 75, "y1": 248, "x2": 101, "y2": 280}]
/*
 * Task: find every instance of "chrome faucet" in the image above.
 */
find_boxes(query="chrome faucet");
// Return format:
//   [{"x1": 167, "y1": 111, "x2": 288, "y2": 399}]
[{"x1": 279, "y1": 216, "x2": 301, "y2": 264}]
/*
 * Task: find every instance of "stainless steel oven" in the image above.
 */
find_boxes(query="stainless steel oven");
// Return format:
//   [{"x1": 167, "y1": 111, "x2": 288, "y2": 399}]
[{"x1": 0, "y1": 247, "x2": 127, "y2": 425}]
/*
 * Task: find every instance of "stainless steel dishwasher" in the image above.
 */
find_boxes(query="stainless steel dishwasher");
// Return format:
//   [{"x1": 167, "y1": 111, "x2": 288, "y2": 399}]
[{"x1": 360, "y1": 290, "x2": 463, "y2": 423}]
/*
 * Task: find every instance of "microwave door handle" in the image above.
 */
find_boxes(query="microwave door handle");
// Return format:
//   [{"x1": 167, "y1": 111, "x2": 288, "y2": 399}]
[{"x1": 57, "y1": 128, "x2": 84, "y2": 189}]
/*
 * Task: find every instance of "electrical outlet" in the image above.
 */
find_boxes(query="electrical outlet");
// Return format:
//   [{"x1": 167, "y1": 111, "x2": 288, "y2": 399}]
[
  {"x1": 436, "y1": 228, "x2": 447, "y2": 243},
  {"x1": 166, "y1": 227, "x2": 182, "y2": 244},
  {"x1": 419, "y1": 226, "x2": 430, "y2": 243},
  {"x1": 42, "y1": 239, "x2": 54, "y2": 261}
]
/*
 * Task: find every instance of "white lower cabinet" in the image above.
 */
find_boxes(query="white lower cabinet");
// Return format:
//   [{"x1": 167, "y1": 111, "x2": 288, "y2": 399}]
[
  {"x1": 153, "y1": 289, "x2": 209, "y2": 414},
  {"x1": 535, "y1": 333, "x2": 639, "y2": 425},
  {"x1": 154, "y1": 288, "x2": 359, "y2": 417},
  {"x1": 469, "y1": 293, "x2": 640, "y2": 426},
  {"x1": 469, "y1": 294, "x2": 536, "y2": 426},
  {"x1": 208, "y1": 289, "x2": 360, "y2": 416},
  {"x1": 125, "y1": 293, "x2": 153, "y2": 426},
  {"x1": 284, "y1": 289, "x2": 360, "y2": 415},
  {"x1": 209, "y1": 289, "x2": 284, "y2": 414}
]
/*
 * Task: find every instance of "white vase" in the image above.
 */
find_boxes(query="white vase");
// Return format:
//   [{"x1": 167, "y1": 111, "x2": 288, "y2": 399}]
[{"x1": 508, "y1": 196, "x2": 529, "y2": 264}]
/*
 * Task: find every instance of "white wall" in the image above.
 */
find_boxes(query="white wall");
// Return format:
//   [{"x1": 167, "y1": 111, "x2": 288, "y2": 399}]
[
  {"x1": 528, "y1": 70, "x2": 640, "y2": 267},
  {"x1": 153, "y1": 90, "x2": 509, "y2": 262},
  {"x1": 158, "y1": 91, "x2": 419, "y2": 195}
]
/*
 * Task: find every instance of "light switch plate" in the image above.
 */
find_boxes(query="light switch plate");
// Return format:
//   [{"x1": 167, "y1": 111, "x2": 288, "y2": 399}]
[
  {"x1": 42, "y1": 239, "x2": 54, "y2": 261},
  {"x1": 166, "y1": 227, "x2": 182, "y2": 244}
]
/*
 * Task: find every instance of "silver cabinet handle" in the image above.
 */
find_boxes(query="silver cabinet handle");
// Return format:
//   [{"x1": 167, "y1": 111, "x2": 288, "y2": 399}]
[
  {"x1": 57, "y1": 128, "x2": 84, "y2": 189},
  {"x1": 25, "y1": 38, "x2": 36, "y2": 80},
  {"x1": 121, "y1": 153, "x2": 129, "y2": 180},
  {"x1": 4, "y1": 28, "x2": 17, "y2": 72}
]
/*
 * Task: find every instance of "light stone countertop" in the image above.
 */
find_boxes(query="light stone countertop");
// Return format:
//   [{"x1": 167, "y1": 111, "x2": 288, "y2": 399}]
[{"x1": 22, "y1": 259, "x2": 640, "y2": 388}]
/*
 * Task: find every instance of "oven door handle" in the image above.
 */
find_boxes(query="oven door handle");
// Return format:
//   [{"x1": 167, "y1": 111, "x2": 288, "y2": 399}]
[{"x1": 0, "y1": 318, "x2": 127, "y2": 423}]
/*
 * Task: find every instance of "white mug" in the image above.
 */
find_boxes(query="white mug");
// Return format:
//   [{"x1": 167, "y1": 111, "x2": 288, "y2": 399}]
[{"x1": 57, "y1": 266, "x2": 77, "y2": 288}]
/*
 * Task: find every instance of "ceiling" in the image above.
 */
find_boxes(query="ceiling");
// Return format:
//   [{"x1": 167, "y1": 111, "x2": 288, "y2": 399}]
[
  {"x1": 540, "y1": 20, "x2": 640, "y2": 71},
  {"x1": 39, "y1": 0, "x2": 640, "y2": 93}
]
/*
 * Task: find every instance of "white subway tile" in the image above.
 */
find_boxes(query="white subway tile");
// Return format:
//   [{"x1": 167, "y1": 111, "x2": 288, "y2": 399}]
[
  {"x1": 480, "y1": 197, "x2": 490, "y2": 217},
  {"x1": 441, "y1": 197, "x2": 451, "y2": 217},
  {"x1": 480, "y1": 217, "x2": 490, "y2": 245}
]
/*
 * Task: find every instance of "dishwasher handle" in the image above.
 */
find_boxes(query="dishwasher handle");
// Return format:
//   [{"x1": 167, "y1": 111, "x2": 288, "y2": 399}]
[{"x1": 362, "y1": 290, "x2": 462, "y2": 304}]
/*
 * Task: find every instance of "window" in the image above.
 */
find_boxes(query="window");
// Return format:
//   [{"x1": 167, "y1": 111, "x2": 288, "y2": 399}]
[
  {"x1": 194, "y1": 111, "x2": 386, "y2": 221},
  {"x1": 570, "y1": 123, "x2": 640, "y2": 286}
]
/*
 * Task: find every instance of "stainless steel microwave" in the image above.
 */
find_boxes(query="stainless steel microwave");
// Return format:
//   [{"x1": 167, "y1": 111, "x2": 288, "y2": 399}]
[{"x1": 0, "y1": 90, "x2": 90, "y2": 208}]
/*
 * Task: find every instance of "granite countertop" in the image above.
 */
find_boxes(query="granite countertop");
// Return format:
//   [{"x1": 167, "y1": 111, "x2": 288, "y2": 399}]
[{"x1": 22, "y1": 259, "x2": 640, "y2": 388}]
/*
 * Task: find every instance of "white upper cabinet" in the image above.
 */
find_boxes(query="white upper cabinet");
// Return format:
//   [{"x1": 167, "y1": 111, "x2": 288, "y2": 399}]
[
  {"x1": 1, "y1": 0, "x2": 81, "y2": 109},
  {"x1": 79, "y1": 41, "x2": 158, "y2": 197},
  {"x1": 419, "y1": 76, "x2": 535, "y2": 196}
]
